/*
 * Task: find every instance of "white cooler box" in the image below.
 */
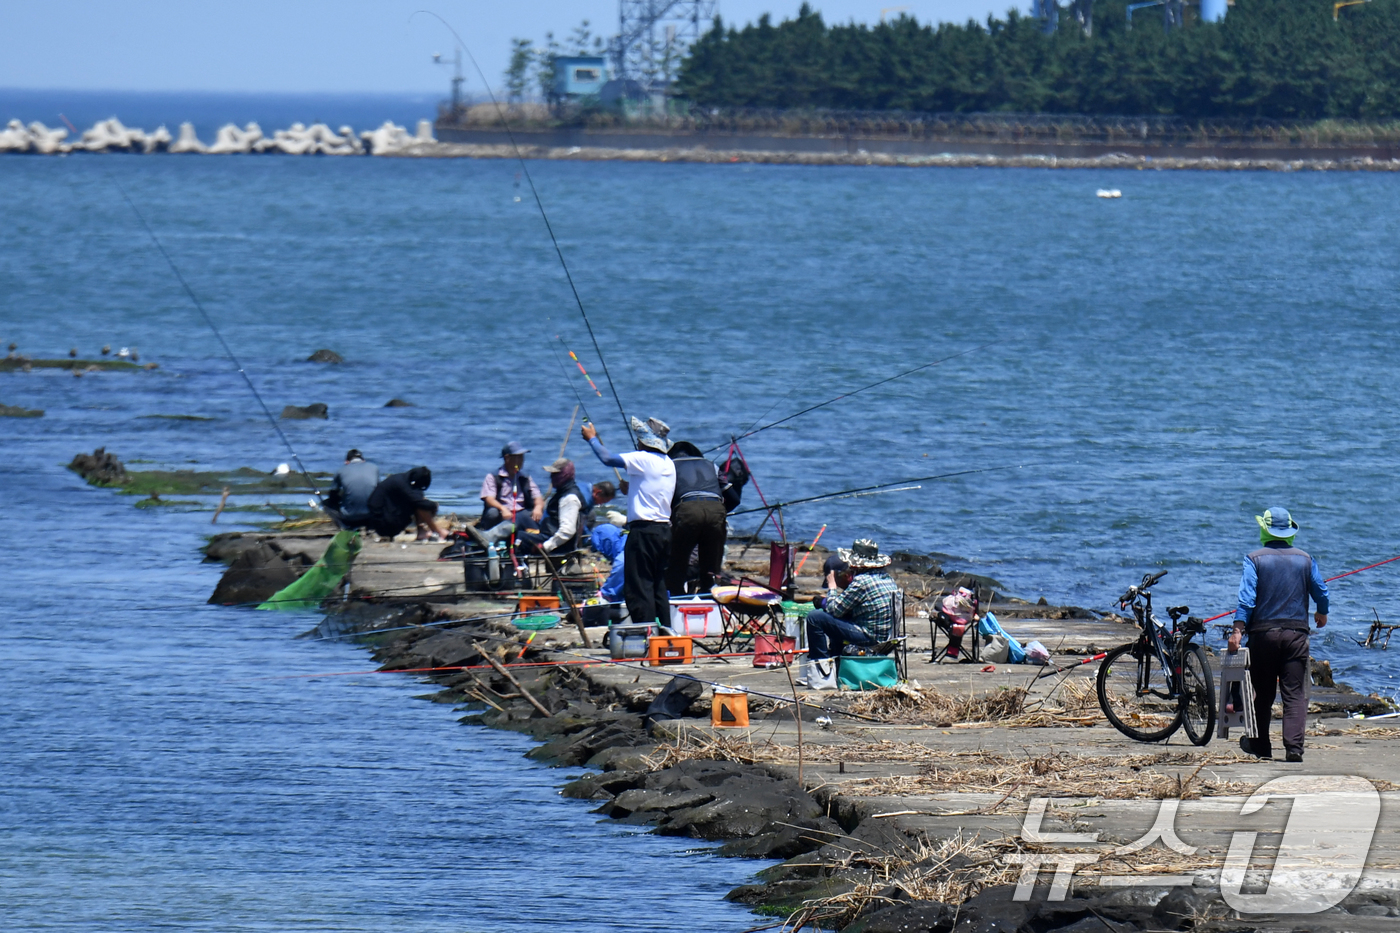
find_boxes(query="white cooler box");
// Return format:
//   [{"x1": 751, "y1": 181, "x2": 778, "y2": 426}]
[{"x1": 669, "y1": 596, "x2": 723, "y2": 637}]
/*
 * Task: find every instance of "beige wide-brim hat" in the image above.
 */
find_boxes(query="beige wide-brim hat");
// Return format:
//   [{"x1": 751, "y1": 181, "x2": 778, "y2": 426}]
[{"x1": 837, "y1": 538, "x2": 892, "y2": 570}]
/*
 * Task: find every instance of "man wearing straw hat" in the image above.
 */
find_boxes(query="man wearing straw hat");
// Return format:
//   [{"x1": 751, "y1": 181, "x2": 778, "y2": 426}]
[
  {"x1": 801, "y1": 538, "x2": 899, "y2": 688},
  {"x1": 1229, "y1": 506, "x2": 1329, "y2": 762}
]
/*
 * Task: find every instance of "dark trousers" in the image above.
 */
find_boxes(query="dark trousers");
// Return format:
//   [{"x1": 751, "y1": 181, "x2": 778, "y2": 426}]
[
  {"x1": 805, "y1": 609, "x2": 876, "y2": 661},
  {"x1": 1248, "y1": 627, "x2": 1310, "y2": 757},
  {"x1": 624, "y1": 520, "x2": 671, "y2": 627},
  {"x1": 667, "y1": 499, "x2": 727, "y2": 594}
]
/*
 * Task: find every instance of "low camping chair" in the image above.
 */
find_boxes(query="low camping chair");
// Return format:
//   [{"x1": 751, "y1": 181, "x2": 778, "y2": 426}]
[
  {"x1": 929, "y1": 600, "x2": 980, "y2": 664},
  {"x1": 836, "y1": 589, "x2": 908, "y2": 686}
]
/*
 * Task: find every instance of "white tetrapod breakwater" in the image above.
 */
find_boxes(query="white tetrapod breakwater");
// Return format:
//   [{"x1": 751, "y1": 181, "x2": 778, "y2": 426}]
[{"x1": 0, "y1": 118, "x2": 436, "y2": 155}]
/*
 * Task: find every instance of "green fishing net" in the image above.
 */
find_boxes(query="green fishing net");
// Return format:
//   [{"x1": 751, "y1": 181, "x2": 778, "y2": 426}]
[{"x1": 258, "y1": 528, "x2": 361, "y2": 611}]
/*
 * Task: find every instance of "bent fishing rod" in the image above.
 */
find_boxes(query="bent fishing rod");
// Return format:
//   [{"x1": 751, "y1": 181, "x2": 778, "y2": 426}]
[
  {"x1": 727, "y1": 464, "x2": 1033, "y2": 517},
  {"x1": 412, "y1": 10, "x2": 633, "y2": 447},
  {"x1": 704, "y1": 341, "x2": 996, "y2": 454}
]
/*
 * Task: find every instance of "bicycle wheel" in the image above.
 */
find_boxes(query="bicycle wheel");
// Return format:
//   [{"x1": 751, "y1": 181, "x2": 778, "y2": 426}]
[
  {"x1": 1097, "y1": 641, "x2": 1182, "y2": 742},
  {"x1": 1179, "y1": 643, "x2": 1217, "y2": 747}
]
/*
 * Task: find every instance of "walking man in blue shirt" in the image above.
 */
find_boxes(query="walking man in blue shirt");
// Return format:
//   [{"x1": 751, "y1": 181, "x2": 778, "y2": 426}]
[{"x1": 1229, "y1": 506, "x2": 1329, "y2": 762}]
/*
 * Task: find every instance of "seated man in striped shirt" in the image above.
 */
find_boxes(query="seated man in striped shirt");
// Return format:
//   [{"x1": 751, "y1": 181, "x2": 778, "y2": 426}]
[{"x1": 802, "y1": 538, "x2": 899, "y2": 686}]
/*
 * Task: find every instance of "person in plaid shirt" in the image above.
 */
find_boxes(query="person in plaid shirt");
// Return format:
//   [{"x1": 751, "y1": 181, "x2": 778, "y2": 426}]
[{"x1": 803, "y1": 538, "x2": 898, "y2": 679}]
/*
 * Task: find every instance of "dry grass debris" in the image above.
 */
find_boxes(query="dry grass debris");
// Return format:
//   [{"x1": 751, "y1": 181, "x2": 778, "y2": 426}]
[
  {"x1": 847, "y1": 681, "x2": 1103, "y2": 729},
  {"x1": 779, "y1": 830, "x2": 1217, "y2": 931},
  {"x1": 644, "y1": 732, "x2": 1254, "y2": 800}
]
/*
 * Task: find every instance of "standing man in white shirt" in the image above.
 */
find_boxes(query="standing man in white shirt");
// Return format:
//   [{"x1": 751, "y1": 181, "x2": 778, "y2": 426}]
[{"x1": 582, "y1": 417, "x2": 676, "y2": 629}]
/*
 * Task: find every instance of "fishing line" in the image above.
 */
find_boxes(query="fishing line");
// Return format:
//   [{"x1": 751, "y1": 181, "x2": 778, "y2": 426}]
[
  {"x1": 102, "y1": 170, "x2": 321, "y2": 494},
  {"x1": 704, "y1": 341, "x2": 997, "y2": 453},
  {"x1": 728, "y1": 464, "x2": 1033, "y2": 517},
  {"x1": 1200, "y1": 550, "x2": 1400, "y2": 626},
  {"x1": 412, "y1": 10, "x2": 633, "y2": 446}
]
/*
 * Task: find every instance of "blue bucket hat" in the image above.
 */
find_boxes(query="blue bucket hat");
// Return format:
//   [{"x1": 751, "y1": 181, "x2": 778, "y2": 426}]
[
  {"x1": 1256, "y1": 506, "x2": 1299, "y2": 540},
  {"x1": 630, "y1": 416, "x2": 671, "y2": 453}
]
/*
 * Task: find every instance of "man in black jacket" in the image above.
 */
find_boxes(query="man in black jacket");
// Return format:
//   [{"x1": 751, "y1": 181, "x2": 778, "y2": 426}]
[
  {"x1": 666, "y1": 441, "x2": 728, "y2": 594},
  {"x1": 366, "y1": 466, "x2": 444, "y2": 541}
]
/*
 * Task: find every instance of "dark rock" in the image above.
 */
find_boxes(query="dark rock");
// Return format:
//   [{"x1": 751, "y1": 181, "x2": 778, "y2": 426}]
[
  {"x1": 661, "y1": 771, "x2": 825, "y2": 840},
  {"x1": 0, "y1": 403, "x2": 43, "y2": 417},
  {"x1": 1312, "y1": 657, "x2": 1336, "y2": 687},
  {"x1": 1152, "y1": 886, "x2": 1229, "y2": 926},
  {"x1": 623, "y1": 787, "x2": 715, "y2": 812},
  {"x1": 889, "y1": 551, "x2": 944, "y2": 577},
  {"x1": 726, "y1": 876, "x2": 856, "y2": 910},
  {"x1": 384, "y1": 398, "x2": 414, "y2": 407},
  {"x1": 717, "y1": 816, "x2": 844, "y2": 859},
  {"x1": 69, "y1": 447, "x2": 128, "y2": 486},
  {"x1": 560, "y1": 770, "x2": 645, "y2": 800},
  {"x1": 281, "y1": 403, "x2": 328, "y2": 420},
  {"x1": 307, "y1": 349, "x2": 343, "y2": 363},
  {"x1": 394, "y1": 631, "x2": 479, "y2": 669},
  {"x1": 207, "y1": 542, "x2": 304, "y2": 605},
  {"x1": 204, "y1": 532, "x2": 260, "y2": 564},
  {"x1": 947, "y1": 885, "x2": 1031, "y2": 933},
  {"x1": 841, "y1": 901, "x2": 953, "y2": 933}
]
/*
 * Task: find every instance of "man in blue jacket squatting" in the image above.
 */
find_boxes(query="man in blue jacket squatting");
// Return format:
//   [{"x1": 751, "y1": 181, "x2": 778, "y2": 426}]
[{"x1": 1228, "y1": 506, "x2": 1329, "y2": 763}]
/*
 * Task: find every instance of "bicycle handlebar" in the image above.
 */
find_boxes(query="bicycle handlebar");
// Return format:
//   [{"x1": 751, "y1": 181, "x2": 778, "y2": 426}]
[{"x1": 1118, "y1": 570, "x2": 1168, "y2": 606}]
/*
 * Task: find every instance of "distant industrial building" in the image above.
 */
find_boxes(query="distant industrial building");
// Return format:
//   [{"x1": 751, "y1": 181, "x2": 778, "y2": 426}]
[{"x1": 553, "y1": 56, "x2": 609, "y2": 100}]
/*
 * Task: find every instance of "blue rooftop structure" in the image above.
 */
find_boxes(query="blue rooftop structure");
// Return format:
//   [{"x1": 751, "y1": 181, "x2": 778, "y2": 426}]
[{"x1": 553, "y1": 57, "x2": 609, "y2": 99}]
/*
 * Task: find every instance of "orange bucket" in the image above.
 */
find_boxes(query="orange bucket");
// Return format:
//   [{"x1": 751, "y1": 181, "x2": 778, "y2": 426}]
[
  {"x1": 712, "y1": 688, "x2": 749, "y2": 728},
  {"x1": 516, "y1": 595, "x2": 561, "y2": 614}
]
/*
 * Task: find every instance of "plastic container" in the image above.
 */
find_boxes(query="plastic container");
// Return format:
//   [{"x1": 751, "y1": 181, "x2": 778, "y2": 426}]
[
  {"x1": 712, "y1": 687, "x2": 750, "y2": 728},
  {"x1": 753, "y1": 634, "x2": 798, "y2": 668},
  {"x1": 609, "y1": 623, "x2": 654, "y2": 660},
  {"x1": 512, "y1": 613, "x2": 560, "y2": 631},
  {"x1": 669, "y1": 596, "x2": 723, "y2": 637},
  {"x1": 516, "y1": 595, "x2": 560, "y2": 614},
  {"x1": 647, "y1": 635, "x2": 694, "y2": 666}
]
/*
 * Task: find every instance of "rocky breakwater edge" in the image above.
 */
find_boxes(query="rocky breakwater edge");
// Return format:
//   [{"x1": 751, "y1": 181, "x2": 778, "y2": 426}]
[{"x1": 200, "y1": 524, "x2": 1400, "y2": 933}]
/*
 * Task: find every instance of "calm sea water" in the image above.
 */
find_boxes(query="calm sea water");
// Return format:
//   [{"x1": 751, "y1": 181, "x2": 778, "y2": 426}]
[{"x1": 4, "y1": 151, "x2": 1400, "y2": 926}]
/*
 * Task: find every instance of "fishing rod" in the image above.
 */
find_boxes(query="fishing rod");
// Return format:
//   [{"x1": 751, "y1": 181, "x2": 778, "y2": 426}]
[
  {"x1": 728, "y1": 464, "x2": 1032, "y2": 517},
  {"x1": 1198, "y1": 550, "x2": 1400, "y2": 626},
  {"x1": 98, "y1": 165, "x2": 321, "y2": 494},
  {"x1": 257, "y1": 622, "x2": 886, "y2": 723},
  {"x1": 547, "y1": 334, "x2": 623, "y2": 484},
  {"x1": 548, "y1": 333, "x2": 598, "y2": 422},
  {"x1": 704, "y1": 341, "x2": 996, "y2": 454},
  {"x1": 411, "y1": 10, "x2": 633, "y2": 447}
]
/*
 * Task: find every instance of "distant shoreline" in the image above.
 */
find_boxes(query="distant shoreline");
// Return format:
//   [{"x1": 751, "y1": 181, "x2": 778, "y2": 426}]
[{"x1": 400, "y1": 141, "x2": 1400, "y2": 172}]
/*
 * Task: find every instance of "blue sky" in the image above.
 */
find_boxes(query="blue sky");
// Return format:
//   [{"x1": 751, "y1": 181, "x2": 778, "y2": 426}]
[{"x1": 0, "y1": 1, "x2": 1020, "y2": 94}]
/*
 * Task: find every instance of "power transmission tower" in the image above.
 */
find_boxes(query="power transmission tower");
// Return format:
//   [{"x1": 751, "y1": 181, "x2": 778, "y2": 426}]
[{"x1": 609, "y1": 0, "x2": 718, "y2": 93}]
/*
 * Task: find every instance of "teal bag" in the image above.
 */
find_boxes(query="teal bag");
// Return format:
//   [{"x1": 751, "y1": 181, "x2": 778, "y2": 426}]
[{"x1": 838, "y1": 656, "x2": 899, "y2": 690}]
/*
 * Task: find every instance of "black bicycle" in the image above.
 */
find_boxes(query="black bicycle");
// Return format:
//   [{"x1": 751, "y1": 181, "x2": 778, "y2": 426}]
[{"x1": 1097, "y1": 570, "x2": 1217, "y2": 746}]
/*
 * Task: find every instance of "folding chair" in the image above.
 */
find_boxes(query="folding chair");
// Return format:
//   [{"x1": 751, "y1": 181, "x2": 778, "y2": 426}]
[
  {"x1": 929, "y1": 602, "x2": 980, "y2": 664},
  {"x1": 889, "y1": 589, "x2": 909, "y2": 681}
]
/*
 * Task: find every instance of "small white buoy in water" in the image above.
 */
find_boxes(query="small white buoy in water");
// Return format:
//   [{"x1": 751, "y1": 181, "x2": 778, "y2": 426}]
[
  {"x1": 513, "y1": 196, "x2": 521, "y2": 202},
  {"x1": 1096, "y1": 188, "x2": 1122, "y2": 199},
  {"x1": 117, "y1": 347, "x2": 130, "y2": 357},
  {"x1": 274, "y1": 463, "x2": 290, "y2": 475}
]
